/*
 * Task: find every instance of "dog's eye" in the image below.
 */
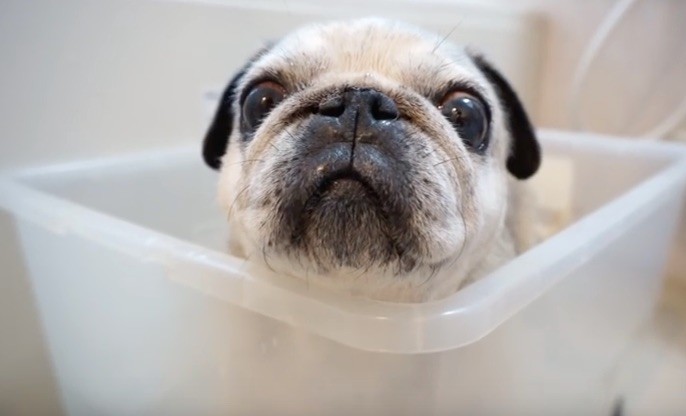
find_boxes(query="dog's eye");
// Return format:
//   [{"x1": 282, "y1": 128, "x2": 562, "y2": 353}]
[
  {"x1": 439, "y1": 92, "x2": 489, "y2": 152},
  {"x1": 242, "y1": 81, "x2": 286, "y2": 132}
]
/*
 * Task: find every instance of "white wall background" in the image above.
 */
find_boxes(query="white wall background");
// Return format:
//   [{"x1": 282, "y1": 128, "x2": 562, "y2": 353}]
[
  {"x1": 1, "y1": 0, "x2": 685, "y2": 415},
  {"x1": 2, "y1": 0, "x2": 685, "y2": 172},
  {"x1": 464, "y1": 0, "x2": 686, "y2": 137},
  {"x1": 0, "y1": 1, "x2": 544, "y2": 414},
  {"x1": 0, "y1": 0, "x2": 545, "y2": 171},
  {"x1": 275, "y1": 0, "x2": 686, "y2": 138}
]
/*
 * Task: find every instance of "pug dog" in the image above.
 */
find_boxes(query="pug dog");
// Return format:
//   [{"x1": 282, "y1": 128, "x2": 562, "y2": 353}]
[{"x1": 202, "y1": 18, "x2": 540, "y2": 302}]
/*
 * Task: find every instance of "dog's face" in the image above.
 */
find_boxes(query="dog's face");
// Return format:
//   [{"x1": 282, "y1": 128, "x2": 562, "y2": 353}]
[{"x1": 203, "y1": 19, "x2": 540, "y2": 302}]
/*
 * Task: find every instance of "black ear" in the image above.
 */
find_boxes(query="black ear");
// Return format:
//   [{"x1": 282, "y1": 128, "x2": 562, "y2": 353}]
[
  {"x1": 202, "y1": 68, "x2": 247, "y2": 170},
  {"x1": 203, "y1": 43, "x2": 275, "y2": 170},
  {"x1": 471, "y1": 54, "x2": 541, "y2": 179}
]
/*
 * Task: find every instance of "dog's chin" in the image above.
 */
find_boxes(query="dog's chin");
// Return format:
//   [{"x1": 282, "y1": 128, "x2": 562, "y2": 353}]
[
  {"x1": 264, "y1": 140, "x2": 424, "y2": 273},
  {"x1": 307, "y1": 169, "x2": 379, "y2": 210},
  {"x1": 322, "y1": 177, "x2": 365, "y2": 197},
  {"x1": 289, "y1": 171, "x2": 413, "y2": 273},
  {"x1": 235, "y1": 170, "x2": 474, "y2": 302}
]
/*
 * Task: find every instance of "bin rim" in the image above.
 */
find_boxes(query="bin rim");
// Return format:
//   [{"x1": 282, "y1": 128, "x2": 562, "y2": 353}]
[{"x1": 2, "y1": 129, "x2": 685, "y2": 353}]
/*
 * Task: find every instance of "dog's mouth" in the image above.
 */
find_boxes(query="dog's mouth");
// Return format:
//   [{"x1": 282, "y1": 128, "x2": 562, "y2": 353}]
[
  {"x1": 272, "y1": 141, "x2": 418, "y2": 268},
  {"x1": 303, "y1": 168, "x2": 383, "y2": 212}
]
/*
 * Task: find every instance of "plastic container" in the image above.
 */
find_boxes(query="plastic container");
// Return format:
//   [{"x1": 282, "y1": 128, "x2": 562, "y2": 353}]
[{"x1": 1, "y1": 130, "x2": 685, "y2": 416}]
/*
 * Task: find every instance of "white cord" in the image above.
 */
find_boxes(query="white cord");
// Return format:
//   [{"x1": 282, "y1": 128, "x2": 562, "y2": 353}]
[
  {"x1": 568, "y1": 0, "x2": 686, "y2": 140},
  {"x1": 641, "y1": 97, "x2": 686, "y2": 140},
  {"x1": 568, "y1": 0, "x2": 639, "y2": 132}
]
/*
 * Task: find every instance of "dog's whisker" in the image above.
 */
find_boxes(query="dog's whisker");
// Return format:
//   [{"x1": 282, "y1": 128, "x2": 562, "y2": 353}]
[
  {"x1": 422, "y1": 144, "x2": 443, "y2": 159},
  {"x1": 431, "y1": 24, "x2": 459, "y2": 54},
  {"x1": 303, "y1": 260, "x2": 311, "y2": 291},
  {"x1": 222, "y1": 158, "x2": 266, "y2": 168},
  {"x1": 268, "y1": 141, "x2": 282, "y2": 153},
  {"x1": 445, "y1": 182, "x2": 470, "y2": 272},
  {"x1": 239, "y1": 246, "x2": 259, "y2": 269},
  {"x1": 418, "y1": 267, "x2": 433, "y2": 287},
  {"x1": 353, "y1": 267, "x2": 368, "y2": 282},
  {"x1": 433, "y1": 156, "x2": 461, "y2": 167},
  {"x1": 283, "y1": 126, "x2": 299, "y2": 142},
  {"x1": 227, "y1": 184, "x2": 251, "y2": 219},
  {"x1": 261, "y1": 244, "x2": 277, "y2": 273},
  {"x1": 437, "y1": 60, "x2": 454, "y2": 71}
]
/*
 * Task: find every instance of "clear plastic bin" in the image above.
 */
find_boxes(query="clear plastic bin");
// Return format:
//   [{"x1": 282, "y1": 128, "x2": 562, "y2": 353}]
[{"x1": 1, "y1": 130, "x2": 685, "y2": 415}]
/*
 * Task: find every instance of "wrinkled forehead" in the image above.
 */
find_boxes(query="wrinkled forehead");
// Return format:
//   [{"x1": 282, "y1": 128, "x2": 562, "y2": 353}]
[{"x1": 242, "y1": 19, "x2": 491, "y2": 101}]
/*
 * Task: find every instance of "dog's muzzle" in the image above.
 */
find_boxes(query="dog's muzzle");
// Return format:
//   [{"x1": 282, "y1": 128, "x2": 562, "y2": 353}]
[
  {"x1": 274, "y1": 88, "x2": 419, "y2": 267},
  {"x1": 303, "y1": 88, "x2": 404, "y2": 202}
]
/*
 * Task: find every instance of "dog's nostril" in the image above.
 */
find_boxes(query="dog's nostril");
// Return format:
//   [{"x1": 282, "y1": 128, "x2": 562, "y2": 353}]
[
  {"x1": 370, "y1": 93, "x2": 399, "y2": 121},
  {"x1": 315, "y1": 90, "x2": 399, "y2": 121},
  {"x1": 317, "y1": 96, "x2": 345, "y2": 117}
]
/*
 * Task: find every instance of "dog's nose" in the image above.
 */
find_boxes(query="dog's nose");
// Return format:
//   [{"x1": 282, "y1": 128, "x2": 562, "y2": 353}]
[
  {"x1": 305, "y1": 88, "x2": 404, "y2": 164},
  {"x1": 317, "y1": 89, "x2": 399, "y2": 125}
]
